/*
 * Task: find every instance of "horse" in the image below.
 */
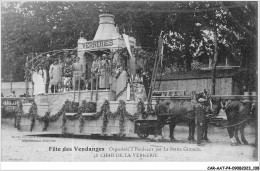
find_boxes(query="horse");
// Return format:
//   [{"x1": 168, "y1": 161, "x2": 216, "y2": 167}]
[
  {"x1": 156, "y1": 90, "x2": 216, "y2": 143},
  {"x1": 219, "y1": 99, "x2": 256, "y2": 146}
]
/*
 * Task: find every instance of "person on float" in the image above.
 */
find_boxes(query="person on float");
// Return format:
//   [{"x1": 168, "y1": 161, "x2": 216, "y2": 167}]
[
  {"x1": 133, "y1": 68, "x2": 147, "y2": 101},
  {"x1": 116, "y1": 66, "x2": 128, "y2": 101},
  {"x1": 99, "y1": 54, "x2": 110, "y2": 89},
  {"x1": 49, "y1": 58, "x2": 62, "y2": 93},
  {"x1": 72, "y1": 56, "x2": 83, "y2": 90},
  {"x1": 91, "y1": 54, "x2": 100, "y2": 90},
  {"x1": 32, "y1": 65, "x2": 47, "y2": 95},
  {"x1": 8, "y1": 91, "x2": 16, "y2": 97},
  {"x1": 109, "y1": 52, "x2": 120, "y2": 100},
  {"x1": 99, "y1": 54, "x2": 107, "y2": 89}
]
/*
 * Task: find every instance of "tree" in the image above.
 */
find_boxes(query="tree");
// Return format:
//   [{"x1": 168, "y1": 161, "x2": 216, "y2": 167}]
[{"x1": 1, "y1": 1, "x2": 257, "y2": 94}]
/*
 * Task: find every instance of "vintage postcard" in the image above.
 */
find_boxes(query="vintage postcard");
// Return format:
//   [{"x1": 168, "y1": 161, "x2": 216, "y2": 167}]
[{"x1": 1, "y1": 1, "x2": 259, "y2": 170}]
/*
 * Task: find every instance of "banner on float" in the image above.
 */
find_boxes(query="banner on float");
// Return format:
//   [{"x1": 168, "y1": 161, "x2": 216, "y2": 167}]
[{"x1": 123, "y1": 34, "x2": 133, "y2": 58}]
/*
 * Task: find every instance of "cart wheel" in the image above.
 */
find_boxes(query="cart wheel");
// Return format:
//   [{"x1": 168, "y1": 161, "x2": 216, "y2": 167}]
[
  {"x1": 137, "y1": 133, "x2": 149, "y2": 139},
  {"x1": 57, "y1": 82, "x2": 64, "y2": 92}
]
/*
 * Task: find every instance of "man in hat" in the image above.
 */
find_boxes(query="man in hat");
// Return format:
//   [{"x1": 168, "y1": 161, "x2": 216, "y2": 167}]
[
  {"x1": 191, "y1": 90, "x2": 208, "y2": 146},
  {"x1": 49, "y1": 58, "x2": 62, "y2": 93},
  {"x1": 91, "y1": 54, "x2": 99, "y2": 89}
]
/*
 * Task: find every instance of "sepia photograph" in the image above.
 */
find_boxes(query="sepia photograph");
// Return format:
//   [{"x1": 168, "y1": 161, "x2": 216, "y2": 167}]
[{"x1": 1, "y1": 1, "x2": 259, "y2": 170}]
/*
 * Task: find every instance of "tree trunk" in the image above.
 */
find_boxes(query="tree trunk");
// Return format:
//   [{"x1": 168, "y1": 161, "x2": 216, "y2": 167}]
[{"x1": 211, "y1": 26, "x2": 218, "y2": 95}]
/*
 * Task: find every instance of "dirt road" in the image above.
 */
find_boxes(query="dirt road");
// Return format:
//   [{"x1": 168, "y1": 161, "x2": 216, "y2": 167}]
[{"x1": 1, "y1": 123, "x2": 257, "y2": 162}]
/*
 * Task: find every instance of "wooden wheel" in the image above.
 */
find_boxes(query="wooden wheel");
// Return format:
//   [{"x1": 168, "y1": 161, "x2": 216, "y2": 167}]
[{"x1": 137, "y1": 132, "x2": 149, "y2": 139}]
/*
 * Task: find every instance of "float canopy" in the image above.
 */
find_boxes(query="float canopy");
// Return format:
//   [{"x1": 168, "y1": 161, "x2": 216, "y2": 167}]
[{"x1": 77, "y1": 14, "x2": 136, "y2": 52}]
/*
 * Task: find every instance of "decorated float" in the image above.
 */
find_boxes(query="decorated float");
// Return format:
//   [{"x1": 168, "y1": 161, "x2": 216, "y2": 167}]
[
  {"x1": 9, "y1": 14, "x2": 158, "y2": 138},
  {"x1": 2, "y1": 14, "x2": 256, "y2": 141}
]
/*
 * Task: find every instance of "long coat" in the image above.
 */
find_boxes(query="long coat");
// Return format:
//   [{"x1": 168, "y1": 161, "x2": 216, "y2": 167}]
[{"x1": 49, "y1": 64, "x2": 62, "y2": 85}]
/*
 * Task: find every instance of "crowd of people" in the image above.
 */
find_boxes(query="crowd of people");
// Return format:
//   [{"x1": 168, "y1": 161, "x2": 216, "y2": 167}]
[{"x1": 30, "y1": 53, "x2": 149, "y2": 101}]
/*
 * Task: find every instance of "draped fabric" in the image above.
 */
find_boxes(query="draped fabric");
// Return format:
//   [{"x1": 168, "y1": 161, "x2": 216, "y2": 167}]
[
  {"x1": 33, "y1": 70, "x2": 47, "y2": 95},
  {"x1": 99, "y1": 60, "x2": 109, "y2": 89},
  {"x1": 116, "y1": 70, "x2": 127, "y2": 101},
  {"x1": 129, "y1": 57, "x2": 136, "y2": 79}
]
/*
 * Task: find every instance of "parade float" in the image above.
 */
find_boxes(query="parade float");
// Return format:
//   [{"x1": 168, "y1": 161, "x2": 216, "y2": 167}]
[
  {"x1": 2, "y1": 14, "x2": 256, "y2": 140},
  {"x1": 10, "y1": 14, "x2": 158, "y2": 138}
]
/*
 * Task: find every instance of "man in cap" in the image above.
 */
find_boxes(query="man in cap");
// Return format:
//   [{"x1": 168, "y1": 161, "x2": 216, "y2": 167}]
[{"x1": 192, "y1": 90, "x2": 209, "y2": 146}]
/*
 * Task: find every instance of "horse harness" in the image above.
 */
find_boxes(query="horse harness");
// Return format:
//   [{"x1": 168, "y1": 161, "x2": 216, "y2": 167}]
[{"x1": 220, "y1": 101, "x2": 255, "y2": 129}]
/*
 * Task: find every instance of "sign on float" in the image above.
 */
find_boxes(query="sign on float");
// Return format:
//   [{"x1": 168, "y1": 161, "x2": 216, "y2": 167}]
[{"x1": 82, "y1": 39, "x2": 113, "y2": 49}]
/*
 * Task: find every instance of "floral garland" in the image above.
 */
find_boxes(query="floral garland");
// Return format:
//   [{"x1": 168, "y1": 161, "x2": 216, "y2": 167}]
[
  {"x1": 15, "y1": 101, "x2": 23, "y2": 130},
  {"x1": 61, "y1": 100, "x2": 80, "y2": 134},
  {"x1": 41, "y1": 112, "x2": 50, "y2": 131},
  {"x1": 11, "y1": 97, "x2": 157, "y2": 136},
  {"x1": 29, "y1": 101, "x2": 38, "y2": 132},
  {"x1": 61, "y1": 113, "x2": 67, "y2": 134},
  {"x1": 101, "y1": 100, "x2": 111, "y2": 133},
  {"x1": 115, "y1": 85, "x2": 127, "y2": 100},
  {"x1": 15, "y1": 99, "x2": 70, "y2": 132},
  {"x1": 76, "y1": 100, "x2": 110, "y2": 133},
  {"x1": 117, "y1": 100, "x2": 126, "y2": 136},
  {"x1": 78, "y1": 101, "x2": 100, "y2": 133}
]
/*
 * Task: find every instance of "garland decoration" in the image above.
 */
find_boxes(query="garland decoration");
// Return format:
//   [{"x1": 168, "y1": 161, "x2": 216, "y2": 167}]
[
  {"x1": 115, "y1": 85, "x2": 127, "y2": 100},
  {"x1": 101, "y1": 100, "x2": 111, "y2": 133},
  {"x1": 61, "y1": 100, "x2": 76, "y2": 134},
  {"x1": 8, "y1": 96, "x2": 156, "y2": 136},
  {"x1": 15, "y1": 100, "x2": 23, "y2": 130},
  {"x1": 118, "y1": 100, "x2": 126, "y2": 136},
  {"x1": 29, "y1": 101, "x2": 38, "y2": 131},
  {"x1": 78, "y1": 100, "x2": 102, "y2": 133},
  {"x1": 42, "y1": 112, "x2": 50, "y2": 131},
  {"x1": 61, "y1": 113, "x2": 67, "y2": 134}
]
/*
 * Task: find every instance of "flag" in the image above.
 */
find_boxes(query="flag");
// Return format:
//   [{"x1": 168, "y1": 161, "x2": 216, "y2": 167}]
[
  {"x1": 158, "y1": 34, "x2": 164, "y2": 66},
  {"x1": 123, "y1": 34, "x2": 133, "y2": 58}
]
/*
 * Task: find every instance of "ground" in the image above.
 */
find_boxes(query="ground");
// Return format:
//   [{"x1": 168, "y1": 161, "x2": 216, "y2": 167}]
[{"x1": 1, "y1": 122, "x2": 258, "y2": 162}]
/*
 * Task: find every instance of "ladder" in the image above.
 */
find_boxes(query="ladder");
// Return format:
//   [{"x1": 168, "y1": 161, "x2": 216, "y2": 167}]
[{"x1": 147, "y1": 47, "x2": 162, "y2": 102}]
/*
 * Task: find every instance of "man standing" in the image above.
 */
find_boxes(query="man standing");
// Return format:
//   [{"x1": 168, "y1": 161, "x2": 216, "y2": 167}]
[
  {"x1": 91, "y1": 55, "x2": 99, "y2": 89},
  {"x1": 49, "y1": 59, "x2": 62, "y2": 93},
  {"x1": 193, "y1": 91, "x2": 208, "y2": 146},
  {"x1": 72, "y1": 57, "x2": 83, "y2": 90},
  {"x1": 99, "y1": 54, "x2": 109, "y2": 89}
]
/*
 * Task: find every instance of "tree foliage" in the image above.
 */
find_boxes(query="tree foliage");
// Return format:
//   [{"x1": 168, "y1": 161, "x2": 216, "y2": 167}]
[{"x1": 1, "y1": 1, "x2": 257, "y2": 91}]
